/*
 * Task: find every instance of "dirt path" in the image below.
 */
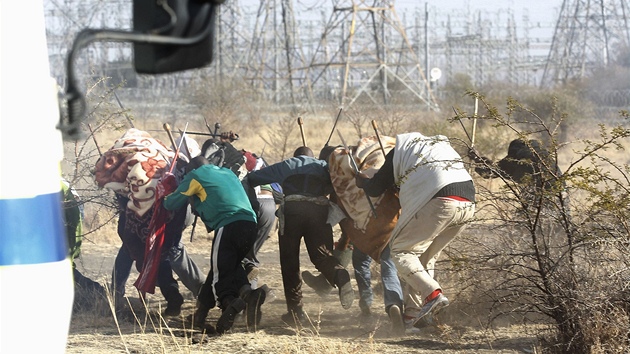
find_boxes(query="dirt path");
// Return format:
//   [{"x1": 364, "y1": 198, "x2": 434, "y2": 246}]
[{"x1": 68, "y1": 234, "x2": 539, "y2": 353}]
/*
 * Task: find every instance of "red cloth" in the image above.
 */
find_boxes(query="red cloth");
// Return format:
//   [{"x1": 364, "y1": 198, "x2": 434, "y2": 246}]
[
  {"x1": 156, "y1": 173, "x2": 177, "y2": 200},
  {"x1": 243, "y1": 151, "x2": 257, "y2": 171},
  {"x1": 134, "y1": 178, "x2": 172, "y2": 294},
  {"x1": 136, "y1": 138, "x2": 185, "y2": 294}
]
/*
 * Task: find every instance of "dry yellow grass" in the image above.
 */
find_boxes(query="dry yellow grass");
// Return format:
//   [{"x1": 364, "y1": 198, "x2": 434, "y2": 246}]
[{"x1": 63, "y1": 105, "x2": 629, "y2": 353}]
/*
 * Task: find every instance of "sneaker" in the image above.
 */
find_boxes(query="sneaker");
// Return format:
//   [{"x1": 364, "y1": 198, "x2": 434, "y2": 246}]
[
  {"x1": 405, "y1": 325, "x2": 421, "y2": 335},
  {"x1": 216, "y1": 298, "x2": 246, "y2": 334},
  {"x1": 388, "y1": 304, "x2": 405, "y2": 336},
  {"x1": 281, "y1": 308, "x2": 307, "y2": 326},
  {"x1": 302, "y1": 271, "x2": 333, "y2": 297},
  {"x1": 335, "y1": 269, "x2": 354, "y2": 309},
  {"x1": 244, "y1": 287, "x2": 266, "y2": 329},
  {"x1": 402, "y1": 314, "x2": 422, "y2": 334},
  {"x1": 246, "y1": 266, "x2": 260, "y2": 282},
  {"x1": 259, "y1": 284, "x2": 277, "y2": 303},
  {"x1": 412, "y1": 293, "x2": 449, "y2": 329}
]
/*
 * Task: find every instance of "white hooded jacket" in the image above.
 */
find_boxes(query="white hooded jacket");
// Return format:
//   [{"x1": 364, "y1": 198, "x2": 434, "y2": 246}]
[{"x1": 391, "y1": 132, "x2": 473, "y2": 239}]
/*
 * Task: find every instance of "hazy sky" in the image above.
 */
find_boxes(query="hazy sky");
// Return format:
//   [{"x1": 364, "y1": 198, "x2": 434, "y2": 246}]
[
  {"x1": 238, "y1": 0, "x2": 563, "y2": 38},
  {"x1": 242, "y1": 0, "x2": 563, "y2": 23}
]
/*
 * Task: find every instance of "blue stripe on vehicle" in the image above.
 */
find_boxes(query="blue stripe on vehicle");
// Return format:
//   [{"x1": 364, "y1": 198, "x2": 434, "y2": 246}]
[{"x1": 0, "y1": 191, "x2": 68, "y2": 265}]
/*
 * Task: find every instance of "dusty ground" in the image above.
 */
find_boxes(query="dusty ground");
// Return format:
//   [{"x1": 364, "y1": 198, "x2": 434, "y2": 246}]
[{"x1": 67, "y1": 225, "x2": 541, "y2": 354}]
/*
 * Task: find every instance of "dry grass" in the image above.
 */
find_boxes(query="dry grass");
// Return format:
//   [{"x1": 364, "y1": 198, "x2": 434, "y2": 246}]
[
  {"x1": 64, "y1": 97, "x2": 629, "y2": 353},
  {"x1": 67, "y1": 224, "x2": 542, "y2": 353}
]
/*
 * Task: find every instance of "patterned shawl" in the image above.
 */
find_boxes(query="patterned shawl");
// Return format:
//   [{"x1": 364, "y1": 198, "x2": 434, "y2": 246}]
[{"x1": 328, "y1": 135, "x2": 400, "y2": 262}]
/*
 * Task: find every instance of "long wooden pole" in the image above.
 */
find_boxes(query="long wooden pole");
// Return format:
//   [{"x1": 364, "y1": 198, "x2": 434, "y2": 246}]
[
  {"x1": 370, "y1": 120, "x2": 387, "y2": 157},
  {"x1": 87, "y1": 123, "x2": 102, "y2": 156},
  {"x1": 471, "y1": 96, "x2": 479, "y2": 148},
  {"x1": 297, "y1": 117, "x2": 307, "y2": 146},
  {"x1": 337, "y1": 130, "x2": 377, "y2": 218},
  {"x1": 324, "y1": 108, "x2": 343, "y2": 147}
]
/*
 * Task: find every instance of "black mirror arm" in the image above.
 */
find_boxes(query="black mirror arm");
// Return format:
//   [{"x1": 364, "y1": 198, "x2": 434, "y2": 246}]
[{"x1": 60, "y1": 16, "x2": 214, "y2": 141}]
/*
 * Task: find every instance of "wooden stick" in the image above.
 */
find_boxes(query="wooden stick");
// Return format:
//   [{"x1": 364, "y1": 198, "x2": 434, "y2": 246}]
[
  {"x1": 163, "y1": 123, "x2": 188, "y2": 174},
  {"x1": 337, "y1": 130, "x2": 377, "y2": 219},
  {"x1": 297, "y1": 117, "x2": 307, "y2": 146},
  {"x1": 324, "y1": 108, "x2": 343, "y2": 147},
  {"x1": 113, "y1": 91, "x2": 135, "y2": 128},
  {"x1": 471, "y1": 96, "x2": 479, "y2": 148},
  {"x1": 452, "y1": 106, "x2": 473, "y2": 144},
  {"x1": 178, "y1": 125, "x2": 191, "y2": 160},
  {"x1": 371, "y1": 120, "x2": 387, "y2": 157},
  {"x1": 163, "y1": 123, "x2": 177, "y2": 150}
]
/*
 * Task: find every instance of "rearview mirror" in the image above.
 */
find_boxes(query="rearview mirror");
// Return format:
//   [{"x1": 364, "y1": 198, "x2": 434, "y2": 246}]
[
  {"x1": 132, "y1": 0, "x2": 220, "y2": 74},
  {"x1": 61, "y1": 0, "x2": 224, "y2": 140}
]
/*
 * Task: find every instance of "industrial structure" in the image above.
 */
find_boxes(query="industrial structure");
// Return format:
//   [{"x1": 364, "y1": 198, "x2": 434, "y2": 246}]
[
  {"x1": 43, "y1": 0, "x2": 629, "y2": 112},
  {"x1": 541, "y1": 0, "x2": 630, "y2": 87}
]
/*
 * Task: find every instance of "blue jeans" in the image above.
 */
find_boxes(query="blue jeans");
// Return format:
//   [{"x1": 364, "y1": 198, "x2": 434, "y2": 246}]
[{"x1": 352, "y1": 245, "x2": 403, "y2": 313}]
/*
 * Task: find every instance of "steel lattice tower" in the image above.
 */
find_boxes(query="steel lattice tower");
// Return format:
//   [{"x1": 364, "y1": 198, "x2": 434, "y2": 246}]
[
  {"x1": 238, "y1": 0, "x2": 312, "y2": 107},
  {"x1": 541, "y1": 0, "x2": 630, "y2": 87},
  {"x1": 306, "y1": 0, "x2": 437, "y2": 110}
]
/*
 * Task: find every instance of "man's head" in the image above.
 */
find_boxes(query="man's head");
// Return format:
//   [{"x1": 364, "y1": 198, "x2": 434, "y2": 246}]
[
  {"x1": 507, "y1": 139, "x2": 527, "y2": 158},
  {"x1": 508, "y1": 138, "x2": 546, "y2": 160},
  {"x1": 318, "y1": 145, "x2": 340, "y2": 162},
  {"x1": 185, "y1": 155, "x2": 210, "y2": 174},
  {"x1": 293, "y1": 146, "x2": 314, "y2": 157}
]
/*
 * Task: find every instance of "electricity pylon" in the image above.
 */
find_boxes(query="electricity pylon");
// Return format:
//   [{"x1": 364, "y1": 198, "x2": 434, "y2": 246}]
[
  {"x1": 241, "y1": 0, "x2": 312, "y2": 107},
  {"x1": 307, "y1": 0, "x2": 438, "y2": 110},
  {"x1": 541, "y1": 0, "x2": 630, "y2": 87}
]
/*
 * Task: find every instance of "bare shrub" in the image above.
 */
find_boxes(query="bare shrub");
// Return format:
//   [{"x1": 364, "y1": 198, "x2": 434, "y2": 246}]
[
  {"x1": 258, "y1": 112, "x2": 302, "y2": 163},
  {"x1": 444, "y1": 94, "x2": 630, "y2": 353},
  {"x1": 63, "y1": 78, "x2": 133, "y2": 245}
]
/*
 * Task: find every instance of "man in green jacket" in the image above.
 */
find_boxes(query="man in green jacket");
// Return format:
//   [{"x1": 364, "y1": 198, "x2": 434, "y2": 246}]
[{"x1": 163, "y1": 156, "x2": 265, "y2": 334}]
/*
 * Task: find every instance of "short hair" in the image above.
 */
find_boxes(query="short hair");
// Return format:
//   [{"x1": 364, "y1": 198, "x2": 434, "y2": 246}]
[
  {"x1": 185, "y1": 155, "x2": 210, "y2": 174},
  {"x1": 293, "y1": 146, "x2": 314, "y2": 157},
  {"x1": 318, "y1": 145, "x2": 340, "y2": 162},
  {"x1": 507, "y1": 139, "x2": 527, "y2": 158}
]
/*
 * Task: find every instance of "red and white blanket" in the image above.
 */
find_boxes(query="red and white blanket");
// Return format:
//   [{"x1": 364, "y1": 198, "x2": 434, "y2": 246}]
[{"x1": 94, "y1": 128, "x2": 178, "y2": 216}]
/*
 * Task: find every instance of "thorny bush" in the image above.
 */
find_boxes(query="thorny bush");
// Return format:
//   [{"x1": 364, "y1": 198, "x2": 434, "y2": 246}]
[{"x1": 449, "y1": 93, "x2": 630, "y2": 354}]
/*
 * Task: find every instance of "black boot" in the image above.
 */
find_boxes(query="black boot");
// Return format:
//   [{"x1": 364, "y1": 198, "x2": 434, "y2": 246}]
[
  {"x1": 241, "y1": 285, "x2": 267, "y2": 330},
  {"x1": 302, "y1": 270, "x2": 333, "y2": 296},
  {"x1": 161, "y1": 285, "x2": 184, "y2": 317},
  {"x1": 216, "y1": 297, "x2": 246, "y2": 334},
  {"x1": 190, "y1": 300, "x2": 214, "y2": 331},
  {"x1": 281, "y1": 307, "x2": 307, "y2": 327}
]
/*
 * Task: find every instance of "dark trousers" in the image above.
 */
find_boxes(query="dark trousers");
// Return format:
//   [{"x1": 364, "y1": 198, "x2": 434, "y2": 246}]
[
  {"x1": 111, "y1": 246, "x2": 181, "y2": 305},
  {"x1": 112, "y1": 245, "x2": 133, "y2": 297},
  {"x1": 281, "y1": 201, "x2": 344, "y2": 312},
  {"x1": 198, "y1": 220, "x2": 258, "y2": 310}
]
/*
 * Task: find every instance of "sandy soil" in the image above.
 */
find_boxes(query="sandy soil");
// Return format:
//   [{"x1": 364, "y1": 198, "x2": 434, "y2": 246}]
[{"x1": 66, "y1": 226, "x2": 540, "y2": 354}]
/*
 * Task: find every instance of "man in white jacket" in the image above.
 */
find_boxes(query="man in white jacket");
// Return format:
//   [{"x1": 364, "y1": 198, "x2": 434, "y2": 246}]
[{"x1": 355, "y1": 132, "x2": 476, "y2": 330}]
